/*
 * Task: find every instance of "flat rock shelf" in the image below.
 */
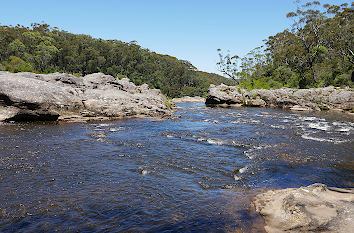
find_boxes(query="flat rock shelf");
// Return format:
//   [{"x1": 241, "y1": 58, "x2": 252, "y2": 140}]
[
  {"x1": 206, "y1": 84, "x2": 354, "y2": 115},
  {"x1": 0, "y1": 72, "x2": 172, "y2": 122},
  {"x1": 253, "y1": 183, "x2": 354, "y2": 233}
]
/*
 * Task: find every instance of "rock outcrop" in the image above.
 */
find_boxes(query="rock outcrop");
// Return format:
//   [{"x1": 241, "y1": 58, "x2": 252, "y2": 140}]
[
  {"x1": 0, "y1": 72, "x2": 172, "y2": 122},
  {"x1": 253, "y1": 183, "x2": 354, "y2": 233},
  {"x1": 206, "y1": 84, "x2": 354, "y2": 113}
]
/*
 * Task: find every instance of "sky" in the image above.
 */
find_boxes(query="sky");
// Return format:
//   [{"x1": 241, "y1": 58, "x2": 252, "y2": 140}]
[{"x1": 0, "y1": 0, "x2": 350, "y2": 74}]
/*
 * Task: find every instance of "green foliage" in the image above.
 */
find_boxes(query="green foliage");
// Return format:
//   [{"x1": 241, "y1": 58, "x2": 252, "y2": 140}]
[
  {"x1": 333, "y1": 73, "x2": 352, "y2": 87},
  {"x1": 0, "y1": 23, "x2": 232, "y2": 97},
  {"x1": 312, "y1": 45, "x2": 328, "y2": 55},
  {"x1": 116, "y1": 74, "x2": 127, "y2": 80},
  {"x1": 216, "y1": 49, "x2": 240, "y2": 80},
  {"x1": 8, "y1": 39, "x2": 26, "y2": 56},
  {"x1": 240, "y1": 77, "x2": 283, "y2": 90},
  {"x1": 217, "y1": 1, "x2": 353, "y2": 90},
  {"x1": 2, "y1": 56, "x2": 34, "y2": 73},
  {"x1": 164, "y1": 100, "x2": 174, "y2": 110}
]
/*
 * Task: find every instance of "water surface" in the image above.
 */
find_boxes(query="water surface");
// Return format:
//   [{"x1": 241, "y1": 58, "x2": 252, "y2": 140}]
[{"x1": 0, "y1": 103, "x2": 353, "y2": 232}]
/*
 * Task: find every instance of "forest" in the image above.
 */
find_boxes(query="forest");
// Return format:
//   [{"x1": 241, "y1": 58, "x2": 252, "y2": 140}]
[
  {"x1": 1, "y1": 1, "x2": 352, "y2": 97},
  {"x1": 0, "y1": 23, "x2": 235, "y2": 98},
  {"x1": 217, "y1": 1, "x2": 353, "y2": 89}
]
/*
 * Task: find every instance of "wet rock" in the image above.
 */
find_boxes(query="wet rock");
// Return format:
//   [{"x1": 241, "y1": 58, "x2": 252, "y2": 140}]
[
  {"x1": 87, "y1": 132, "x2": 106, "y2": 138},
  {"x1": 253, "y1": 183, "x2": 354, "y2": 233},
  {"x1": 198, "y1": 181, "x2": 211, "y2": 189},
  {"x1": 206, "y1": 84, "x2": 354, "y2": 113},
  {"x1": 0, "y1": 71, "x2": 172, "y2": 122}
]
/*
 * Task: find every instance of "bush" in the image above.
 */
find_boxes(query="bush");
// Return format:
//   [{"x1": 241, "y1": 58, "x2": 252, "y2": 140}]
[
  {"x1": 333, "y1": 73, "x2": 352, "y2": 87},
  {"x1": 239, "y1": 77, "x2": 284, "y2": 90},
  {"x1": 2, "y1": 56, "x2": 35, "y2": 73}
]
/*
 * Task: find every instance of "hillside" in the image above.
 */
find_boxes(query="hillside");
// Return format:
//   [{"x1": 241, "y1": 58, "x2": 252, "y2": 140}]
[{"x1": 0, "y1": 23, "x2": 236, "y2": 97}]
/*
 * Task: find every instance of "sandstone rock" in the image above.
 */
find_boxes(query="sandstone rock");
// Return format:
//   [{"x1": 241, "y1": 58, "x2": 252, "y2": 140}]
[
  {"x1": 206, "y1": 84, "x2": 243, "y2": 105},
  {"x1": 253, "y1": 183, "x2": 354, "y2": 233},
  {"x1": 0, "y1": 72, "x2": 172, "y2": 122},
  {"x1": 206, "y1": 84, "x2": 354, "y2": 113},
  {"x1": 244, "y1": 98, "x2": 266, "y2": 107},
  {"x1": 290, "y1": 105, "x2": 312, "y2": 111},
  {"x1": 0, "y1": 107, "x2": 19, "y2": 121},
  {"x1": 171, "y1": 96, "x2": 206, "y2": 103}
]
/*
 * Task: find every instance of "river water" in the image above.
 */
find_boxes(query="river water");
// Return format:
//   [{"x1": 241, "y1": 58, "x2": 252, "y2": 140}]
[{"x1": 0, "y1": 103, "x2": 353, "y2": 232}]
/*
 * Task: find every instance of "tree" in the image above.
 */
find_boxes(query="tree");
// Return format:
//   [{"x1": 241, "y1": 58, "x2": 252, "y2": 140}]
[
  {"x1": 34, "y1": 40, "x2": 59, "y2": 72},
  {"x1": 217, "y1": 1, "x2": 353, "y2": 89},
  {"x1": 8, "y1": 39, "x2": 25, "y2": 57},
  {"x1": 216, "y1": 49, "x2": 240, "y2": 80},
  {"x1": 2, "y1": 56, "x2": 34, "y2": 73},
  {"x1": 0, "y1": 23, "x2": 234, "y2": 97}
]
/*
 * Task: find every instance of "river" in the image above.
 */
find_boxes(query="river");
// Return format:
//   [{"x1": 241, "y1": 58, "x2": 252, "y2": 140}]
[{"x1": 0, "y1": 103, "x2": 353, "y2": 232}]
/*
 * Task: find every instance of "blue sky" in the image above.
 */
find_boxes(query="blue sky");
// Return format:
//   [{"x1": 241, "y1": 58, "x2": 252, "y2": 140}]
[{"x1": 0, "y1": 0, "x2": 350, "y2": 74}]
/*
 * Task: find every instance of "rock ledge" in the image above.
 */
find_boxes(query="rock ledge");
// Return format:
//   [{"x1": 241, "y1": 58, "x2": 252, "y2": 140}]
[
  {"x1": 206, "y1": 84, "x2": 354, "y2": 114},
  {"x1": 0, "y1": 72, "x2": 172, "y2": 122},
  {"x1": 253, "y1": 183, "x2": 354, "y2": 233}
]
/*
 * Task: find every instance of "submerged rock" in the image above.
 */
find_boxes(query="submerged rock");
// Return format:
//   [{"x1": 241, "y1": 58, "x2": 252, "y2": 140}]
[
  {"x1": 206, "y1": 84, "x2": 354, "y2": 113},
  {"x1": 0, "y1": 72, "x2": 172, "y2": 122},
  {"x1": 253, "y1": 183, "x2": 354, "y2": 233}
]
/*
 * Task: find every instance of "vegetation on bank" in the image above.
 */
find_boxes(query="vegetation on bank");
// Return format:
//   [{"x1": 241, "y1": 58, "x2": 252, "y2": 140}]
[
  {"x1": 0, "y1": 24, "x2": 236, "y2": 98},
  {"x1": 217, "y1": 1, "x2": 353, "y2": 90}
]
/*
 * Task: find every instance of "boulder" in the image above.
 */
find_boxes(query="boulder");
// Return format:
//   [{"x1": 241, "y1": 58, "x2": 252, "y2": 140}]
[
  {"x1": 0, "y1": 72, "x2": 172, "y2": 122},
  {"x1": 206, "y1": 84, "x2": 354, "y2": 113},
  {"x1": 253, "y1": 183, "x2": 354, "y2": 233},
  {"x1": 206, "y1": 84, "x2": 244, "y2": 105}
]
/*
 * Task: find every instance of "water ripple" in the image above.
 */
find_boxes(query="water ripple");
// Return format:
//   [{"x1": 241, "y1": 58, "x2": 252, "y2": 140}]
[{"x1": 0, "y1": 103, "x2": 353, "y2": 232}]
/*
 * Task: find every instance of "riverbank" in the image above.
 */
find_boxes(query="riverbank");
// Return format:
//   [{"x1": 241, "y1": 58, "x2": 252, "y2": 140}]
[
  {"x1": 0, "y1": 72, "x2": 172, "y2": 122},
  {"x1": 206, "y1": 84, "x2": 354, "y2": 115},
  {"x1": 171, "y1": 96, "x2": 205, "y2": 103}
]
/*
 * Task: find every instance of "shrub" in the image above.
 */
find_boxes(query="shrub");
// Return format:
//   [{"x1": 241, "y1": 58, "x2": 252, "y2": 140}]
[{"x1": 2, "y1": 56, "x2": 34, "y2": 73}]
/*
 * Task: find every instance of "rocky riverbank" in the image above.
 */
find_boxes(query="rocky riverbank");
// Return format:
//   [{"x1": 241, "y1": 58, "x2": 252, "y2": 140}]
[
  {"x1": 171, "y1": 96, "x2": 205, "y2": 103},
  {"x1": 253, "y1": 183, "x2": 354, "y2": 233},
  {"x1": 206, "y1": 84, "x2": 354, "y2": 114},
  {"x1": 0, "y1": 72, "x2": 172, "y2": 122}
]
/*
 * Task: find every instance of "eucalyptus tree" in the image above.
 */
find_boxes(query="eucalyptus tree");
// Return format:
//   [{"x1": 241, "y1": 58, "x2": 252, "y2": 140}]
[
  {"x1": 0, "y1": 23, "x2": 232, "y2": 97},
  {"x1": 217, "y1": 1, "x2": 353, "y2": 89}
]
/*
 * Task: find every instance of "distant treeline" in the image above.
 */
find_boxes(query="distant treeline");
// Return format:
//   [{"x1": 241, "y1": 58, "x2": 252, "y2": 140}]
[
  {"x1": 0, "y1": 23, "x2": 236, "y2": 97},
  {"x1": 217, "y1": 1, "x2": 353, "y2": 90}
]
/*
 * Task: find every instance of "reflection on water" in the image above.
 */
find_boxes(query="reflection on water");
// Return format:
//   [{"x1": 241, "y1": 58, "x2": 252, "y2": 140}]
[{"x1": 0, "y1": 103, "x2": 353, "y2": 232}]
